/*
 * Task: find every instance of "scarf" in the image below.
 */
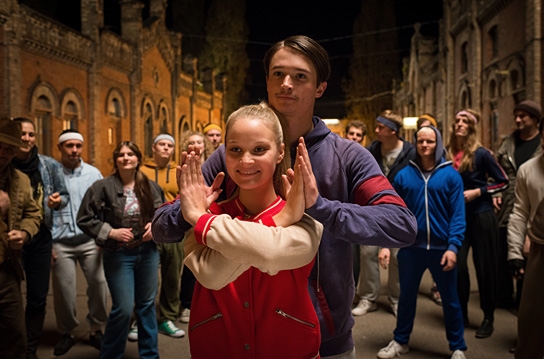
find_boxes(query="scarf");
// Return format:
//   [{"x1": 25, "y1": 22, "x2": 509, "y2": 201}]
[{"x1": 12, "y1": 146, "x2": 43, "y2": 200}]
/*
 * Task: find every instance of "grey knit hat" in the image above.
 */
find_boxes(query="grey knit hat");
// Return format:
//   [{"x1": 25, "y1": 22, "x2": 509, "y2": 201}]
[
  {"x1": 0, "y1": 118, "x2": 22, "y2": 147},
  {"x1": 514, "y1": 100, "x2": 542, "y2": 120}
]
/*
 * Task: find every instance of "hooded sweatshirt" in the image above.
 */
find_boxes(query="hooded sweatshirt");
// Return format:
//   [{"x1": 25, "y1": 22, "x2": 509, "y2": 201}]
[
  {"x1": 141, "y1": 160, "x2": 178, "y2": 202},
  {"x1": 394, "y1": 126, "x2": 466, "y2": 253}
]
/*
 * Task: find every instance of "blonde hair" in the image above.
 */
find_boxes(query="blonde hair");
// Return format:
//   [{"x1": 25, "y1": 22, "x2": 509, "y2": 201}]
[
  {"x1": 447, "y1": 108, "x2": 481, "y2": 172},
  {"x1": 225, "y1": 102, "x2": 290, "y2": 198},
  {"x1": 179, "y1": 131, "x2": 215, "y2": 162}
]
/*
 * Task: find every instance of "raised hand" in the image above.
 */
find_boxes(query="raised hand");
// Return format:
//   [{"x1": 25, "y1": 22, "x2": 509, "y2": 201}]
[
  {"x1": 296, "y1": 137, "x2": 319, "y2": 208},
  {"x1": 179, "y1": 152, "x2": 224, "y2": 226},
  {"x1": 274, "y1": 140, "x2": 317, "y2": 227}
]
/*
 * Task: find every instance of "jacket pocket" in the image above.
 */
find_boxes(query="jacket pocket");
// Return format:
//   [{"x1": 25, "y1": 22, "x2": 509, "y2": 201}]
[
  {"x1": 275, "y1": 308, "x2": 316, "y2": 328},
  {"x1": 189, "y1": 312, "x2": 223, "y2": 332}
]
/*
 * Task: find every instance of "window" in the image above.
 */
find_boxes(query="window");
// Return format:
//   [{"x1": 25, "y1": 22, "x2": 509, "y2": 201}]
[
  {"x1": 144, "y1": 103, "x2": 153, "y2": 157},
  {"x1": 63, "y1": 100, "x2": 78, "y2": 130},
  {"x1": 106, "y1": 89, "x2": 126, "y2": 148},
  {"x1": 487, "y1": 26, "x2": 498, "y2": 60},
  {"x1": 159, "y1": 106, "x2": 168, "y2": 134},
  {"x1": 36, "y1": 95, "x2": 53, "y2": 155},
  {"x1": 109, "y1": 98, "x2": 122, "y2": 118}
]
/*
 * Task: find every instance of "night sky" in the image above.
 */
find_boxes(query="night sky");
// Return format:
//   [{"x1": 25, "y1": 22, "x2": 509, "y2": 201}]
[{"x1": 244, "y1": 1, "x2": 443, "y2": 116}]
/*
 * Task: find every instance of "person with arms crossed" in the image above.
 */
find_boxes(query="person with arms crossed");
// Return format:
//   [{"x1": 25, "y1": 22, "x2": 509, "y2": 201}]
[
  {"x1": 507, "y1": 118, "x2": 544, "y2": 359},
  {"x1": 152, "y1": 35, "x2": 417, "y2": 358},
  {"x1": 0, "y1": 118, "x2": 41, "y2": 359},
  {"x1": 50, "y1": 130, "x2": 108, "y2": 356},
  {"x1": 377, "y1": 126, "x2": 467, "y2": 359},
  {"x1": 140, "y1": 133, "x2": 185, "y2": 339},
  {"x1": 180, "y1": 102, "x2": 323, "y2": 358}
]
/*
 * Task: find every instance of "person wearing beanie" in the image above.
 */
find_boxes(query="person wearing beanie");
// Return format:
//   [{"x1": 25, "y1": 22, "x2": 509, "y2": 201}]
[
  {"x1": 507, "y1": 119, "x2": 544, "y2": 359},
  {"x1": 417, "y1": 113, "x2": 438, "y2": 129},
  {"x1": 0, "y1": 118, "x2": 41, "y2": 359},
  {"x1": 493, "y1": 99, "x2": 542, "y2": 312},
  {"x1": 513, "y1": 100, "x2": 542, "y2": 122},
  {"x1": 202, "y1": 123, "x2": 222, "y2": 149},
  {"x1": 11, "y1": 117, "x2": 69, "y2": 358},
  {"x1": 50, "y1": 129, "x2": 107, "y2": 356},
  {"x1": 140, "y1": 134, "x2": 185, "y2": 339}
]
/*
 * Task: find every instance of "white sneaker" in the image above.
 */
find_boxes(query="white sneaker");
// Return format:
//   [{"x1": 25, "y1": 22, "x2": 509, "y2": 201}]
[
  {"x1": 377, "y1": 340, "x2": 409, "y2": 359},
  {"x1": 127, "y1": 321, "x2": 138, "y2": 342},
  {"x1": 180, "y1": 308, "x2": 190, "y2": 324},
  {"x1": 351, "y1": 299, "x2": 378, "y2": 316},
  {"x1": 451, "y1": 350, "x2": 466, "y2": 359}
]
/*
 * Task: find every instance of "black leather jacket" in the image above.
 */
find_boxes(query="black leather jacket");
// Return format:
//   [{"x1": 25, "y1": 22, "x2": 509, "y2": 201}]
[{"x1": 77, "y1": 174, "x2": 164, "y2": 249}]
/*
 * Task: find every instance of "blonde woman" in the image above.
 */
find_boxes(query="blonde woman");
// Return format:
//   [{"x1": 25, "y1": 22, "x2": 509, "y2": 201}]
[{"x1": 447, "y1": 109, "x2": 508, "y2": 339}]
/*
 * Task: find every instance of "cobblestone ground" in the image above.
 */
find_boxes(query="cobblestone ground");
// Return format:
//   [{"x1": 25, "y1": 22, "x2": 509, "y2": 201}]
[{"x1": 33, "y1": 262, "x2": 516, "y2": 359}]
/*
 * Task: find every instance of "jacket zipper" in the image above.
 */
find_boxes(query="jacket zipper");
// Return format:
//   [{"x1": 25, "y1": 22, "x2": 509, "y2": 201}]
[
  {"x1": 190, "y1": 312, "x2": 223, "y2": 331},
  {"x1": 275, "y1": 308, "x2": 316, "y2": 328}
]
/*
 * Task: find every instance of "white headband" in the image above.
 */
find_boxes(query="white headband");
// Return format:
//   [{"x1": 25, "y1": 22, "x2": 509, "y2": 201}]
[
  {"x1": 58, "y1": 132, "x2": 84, "y2": 144},
  {"x1": 153, "y1": 134, "x2": 175, "y2": 145}
]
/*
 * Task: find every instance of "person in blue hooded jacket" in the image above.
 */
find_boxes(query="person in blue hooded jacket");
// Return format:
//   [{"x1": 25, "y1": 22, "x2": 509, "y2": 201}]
[{"x1": 377, "y1": 126, "x2": 467, "y2": 359}]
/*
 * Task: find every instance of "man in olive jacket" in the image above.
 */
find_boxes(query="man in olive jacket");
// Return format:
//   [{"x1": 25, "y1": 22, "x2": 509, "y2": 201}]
[{"x1": 0, "y1": 118, "x2": 41, "y2": 359}]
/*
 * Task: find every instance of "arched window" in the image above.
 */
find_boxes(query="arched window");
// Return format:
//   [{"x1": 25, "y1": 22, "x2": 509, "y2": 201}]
[
  {"x1": 63, "y1": 100, "x2": 78, "y2": 130},
  {"x1": 159, "y1": 105, "x2": 168, "y2": 134},
  {"x1": 30, "y1": 83, "x2": 58, "y2": 155},
  {"x1": 109, "y1": 98, "x2": 122, "y2": 118},
  {"x1": 106, "y1": 89, "x2": 126, "y2": 146},
  {"x1": 144, "y1": 102, "x2": 153, "y2": 157},
  {"x1": 487, "y1": 26, "x2": 498, "y2": 61},
  {"x1": 36, "y1": 95, "x2": 53, "y2": 155}
]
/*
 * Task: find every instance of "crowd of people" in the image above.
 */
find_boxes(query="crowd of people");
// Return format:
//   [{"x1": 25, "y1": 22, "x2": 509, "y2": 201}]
[{"x1": 0, "y1": 34, "x2": 541, "y2": 359}]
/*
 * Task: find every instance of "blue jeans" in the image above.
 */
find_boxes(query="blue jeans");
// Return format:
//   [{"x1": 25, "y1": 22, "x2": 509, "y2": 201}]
[{"x1": 101, "y1": 242, "x2": 159, "y2": 359}]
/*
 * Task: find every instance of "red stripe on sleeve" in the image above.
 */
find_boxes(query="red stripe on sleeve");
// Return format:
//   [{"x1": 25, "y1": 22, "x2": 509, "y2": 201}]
[{"x1": 353, "y1": 175, "x2": 407, "y2": 207}]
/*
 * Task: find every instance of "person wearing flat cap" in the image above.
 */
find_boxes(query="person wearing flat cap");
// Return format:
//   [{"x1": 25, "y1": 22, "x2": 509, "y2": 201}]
[
  {"x1": 50, "y1": 129, "x2": 107, "y2": 356},
  {"x1": 0, "y1": 118, "x2": 41, "y2": 359},
  {"x1": 493, "y1": 100, "x2": 542, "y2": 312},
  {"x1": 203, "y1": 123, "x2": 222, "y2": 149},
  {"x1": 140, "y1": 134, "x2": 185, "y2": 339}
]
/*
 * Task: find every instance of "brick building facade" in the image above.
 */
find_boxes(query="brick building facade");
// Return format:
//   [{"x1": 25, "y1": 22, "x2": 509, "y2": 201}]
[
  {"x1": 0, "y1": 0, "x2": 226, "y2": 174},
  {"x1": 393, "y1": 0, "x2": 542, "y2": 152}
]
